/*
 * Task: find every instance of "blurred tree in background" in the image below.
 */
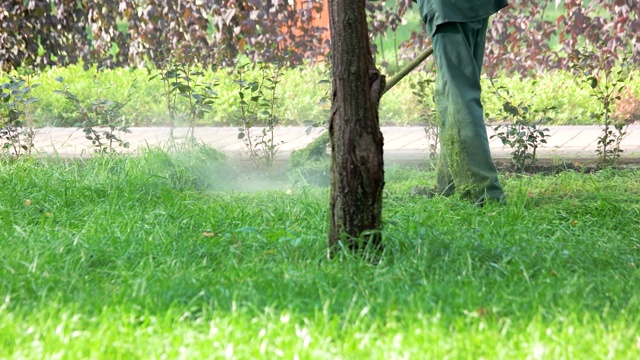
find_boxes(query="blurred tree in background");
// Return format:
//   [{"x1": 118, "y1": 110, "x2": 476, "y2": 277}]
[{"x1": 0, "y1": 0, "x2": 638, "y2": 74}]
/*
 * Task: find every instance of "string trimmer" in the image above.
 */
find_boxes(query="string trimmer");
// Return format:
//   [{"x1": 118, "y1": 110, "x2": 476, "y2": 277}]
[
  {"x1": 382, "y1": 45, "x2": 433, "y2": 94},
  {"x1": 290, "y1": 45, "x2": 434, "y2": 165}
]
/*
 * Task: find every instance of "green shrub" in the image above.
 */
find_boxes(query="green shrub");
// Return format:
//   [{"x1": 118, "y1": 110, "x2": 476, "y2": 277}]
[{"x1": 2, "y1": 64, "x2": 639, "y2": 127}]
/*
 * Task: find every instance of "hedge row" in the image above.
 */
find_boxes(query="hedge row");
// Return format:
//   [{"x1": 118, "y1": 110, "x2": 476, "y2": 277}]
[{"x1": 6, "y1": 64, "x2": 640, "y2": 128}]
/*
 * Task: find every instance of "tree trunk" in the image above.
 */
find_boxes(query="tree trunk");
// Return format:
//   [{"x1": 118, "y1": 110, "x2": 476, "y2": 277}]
[{"x1": 328, "y1": 0, "x2": 385, "y2": 257}]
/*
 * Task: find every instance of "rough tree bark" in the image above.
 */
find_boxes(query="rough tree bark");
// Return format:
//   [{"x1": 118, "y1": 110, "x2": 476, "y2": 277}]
[{"x1": 328, "y1": 0, "x2": 385, "y2": 257}]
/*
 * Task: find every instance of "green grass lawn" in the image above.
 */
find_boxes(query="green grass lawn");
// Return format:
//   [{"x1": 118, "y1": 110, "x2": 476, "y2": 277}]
[{"x1": 1, "y1": 150, "x2": 639, "y2": 358}]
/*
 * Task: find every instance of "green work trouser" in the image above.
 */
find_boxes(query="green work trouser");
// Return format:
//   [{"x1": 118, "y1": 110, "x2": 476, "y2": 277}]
[{"x1": 430, "y1": 19, "x2": 504, "y2": 201}]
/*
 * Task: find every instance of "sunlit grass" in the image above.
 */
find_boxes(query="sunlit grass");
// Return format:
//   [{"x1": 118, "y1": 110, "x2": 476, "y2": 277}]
[{"x1": 0, "y1": 152, "x2": 639, "y2": 358}]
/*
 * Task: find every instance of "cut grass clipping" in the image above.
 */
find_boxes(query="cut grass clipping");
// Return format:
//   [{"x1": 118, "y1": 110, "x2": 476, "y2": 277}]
[{"x1": 1, "y1": 151, "x2": 639, "y2": 358}]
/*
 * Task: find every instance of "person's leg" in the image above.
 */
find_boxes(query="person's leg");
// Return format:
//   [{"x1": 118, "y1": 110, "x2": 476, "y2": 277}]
[
  {"x1": 433, "y1": 89, "x2": 455, "y2": 196},
  {"x1": 431, "y1": 19, "x2": 504, "y2": 202}
]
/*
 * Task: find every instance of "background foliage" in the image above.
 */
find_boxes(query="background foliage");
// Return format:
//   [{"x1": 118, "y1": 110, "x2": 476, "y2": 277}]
[
  {"x1": 14, "y1": 65, "x2": 639, "y2": 127},
  {"x1": 0, "y1": 0, "x2": 330, "y2": 71},
  {"x1": 1, "y1": 1, "x2": 638, "y2": 75},
  {"x1": 485, "y1": 0, "x2": 640, "y2": 76},
  {"x1": 1, "y1": 1, "x2": 639, "y2": 130}
]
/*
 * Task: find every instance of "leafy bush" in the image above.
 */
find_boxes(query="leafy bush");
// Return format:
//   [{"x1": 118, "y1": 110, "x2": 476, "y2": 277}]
[
  {"x1": 2, "y1": 0, "x2": 638, "y2": 78},
  {"x1": 10, "y1": 65, "x2": 638, "y2": 128},
  {"x1": 53, "y1": 76, "x2": 133, "y2": 154},
  {"x1": 571, "y1": 50, "x2": 633, "y2": 167},
  {"x1": 0, "y1": 75, "x2": 39, "y2": 157},
  {"x1": 233, "y1": 61, "x2": 286, "y2": 167},
  {"x1": 24, "y1": 65, "x2": 155, "y2": 126},
  {"x1": 2, "y1": 1, "x2": 639, "y2": 132},
  {"x1": 485, "y1": 0, "x2": 640, "y2": 76},
  {"x1": 488, "y1": 79, "x2": 553, "y2": 172},
  {"x1": 149, "y1": 60, "x2": 220, "y2": 149},
  {"x1": 0, "y1": 0, "x2": 330, "y2": 71}
]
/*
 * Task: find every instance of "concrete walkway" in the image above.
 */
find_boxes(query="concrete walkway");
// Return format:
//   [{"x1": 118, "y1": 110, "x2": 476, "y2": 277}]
[{"x1": 30, "y1": 125, "x2": 640, "y2": 164}]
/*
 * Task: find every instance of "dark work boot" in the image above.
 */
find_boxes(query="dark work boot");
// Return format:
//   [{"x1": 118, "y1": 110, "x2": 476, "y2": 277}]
[
  {"x1": 473, "y1": 192, "x2": 507, "y2": 207},
  {"x1": 410, "y1": 184, "x2": 455, "y2": 198}
]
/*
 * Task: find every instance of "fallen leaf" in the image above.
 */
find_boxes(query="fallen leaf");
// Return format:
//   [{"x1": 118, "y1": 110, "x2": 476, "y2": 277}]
[
  {"x1": 464, "y1": 307, "x2": 492, "y2": 318},
  {"x1": 202, "y1": 232, "x2": 215, "y2": 237},
  {"x1": 477, "y1": 307, "x2": 492, "y2": 317}
]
